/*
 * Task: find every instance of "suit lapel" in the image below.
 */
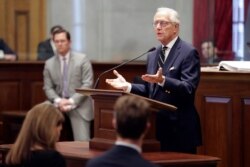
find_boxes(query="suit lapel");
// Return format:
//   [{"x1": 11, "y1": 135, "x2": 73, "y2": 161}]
[
  {"x1": 153, "y1": 46, "x2": 162, "y2": 73},
  {"x1": 150, "y1": 46, "x2": 162, "y2": 98},
  {"x1": 163, "y1": 38, "x2": 181, "y2": 74},
  {"x1": 54, "y1": 56, "x2": 63, "y2": 88},
  {"x1": 67, "y1": 53, "x2": 74, "y2": 85}
]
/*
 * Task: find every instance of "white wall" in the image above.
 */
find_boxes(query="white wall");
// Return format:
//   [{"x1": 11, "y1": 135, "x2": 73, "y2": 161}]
[{"x1": 47, "y1": 0, "x2": 193, "y2": 61}]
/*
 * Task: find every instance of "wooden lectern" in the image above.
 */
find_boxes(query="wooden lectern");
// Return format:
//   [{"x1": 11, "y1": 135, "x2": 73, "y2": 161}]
[{"x1": 76, "y1": 88, "x2": 177, "y2": 152}]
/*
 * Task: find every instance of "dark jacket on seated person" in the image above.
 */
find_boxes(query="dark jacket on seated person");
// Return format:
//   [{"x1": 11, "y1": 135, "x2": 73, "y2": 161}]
[
  {"x1": 37, "y1": 39, "x2": 55, "y2": 61},
  {"x1": 6, "y1": 150, "x2": 65, "y2": 167},
  {"x1": 0, "y1": 38, "x2": 16, "y2": 54},
  {"x1": 86, "y1": 145, "x2": 158, "y2": 167}
]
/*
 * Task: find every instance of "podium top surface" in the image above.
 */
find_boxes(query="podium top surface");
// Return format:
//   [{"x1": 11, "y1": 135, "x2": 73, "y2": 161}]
[{"x1": 76, "y1": 88, "x2": 177, "y2": 111}]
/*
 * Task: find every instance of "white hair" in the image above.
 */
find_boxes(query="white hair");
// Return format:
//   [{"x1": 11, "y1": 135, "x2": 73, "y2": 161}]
[{"x1": 156, "y1": 7, "x2": 180, "y2": 24}]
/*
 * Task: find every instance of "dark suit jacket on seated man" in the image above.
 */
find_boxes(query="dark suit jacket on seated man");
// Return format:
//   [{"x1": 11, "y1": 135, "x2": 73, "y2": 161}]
[
  {"x1": 43, "y1": 29, "x2": 94, "y2": 141},
  {"x1": 106, "y1": 7, "x2": 202, "y2": 154},
  {"x1": 86, "y1": 95, "x2": 159, "y2": 167},
  {"x1": 0, "y1": 38, "x2": 16, "y2": 61}
]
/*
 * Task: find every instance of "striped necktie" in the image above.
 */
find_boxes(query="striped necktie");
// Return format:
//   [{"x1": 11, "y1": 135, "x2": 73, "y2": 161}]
[{"x1": 158, "y1": 46, "x2": 167, "y2": 68}]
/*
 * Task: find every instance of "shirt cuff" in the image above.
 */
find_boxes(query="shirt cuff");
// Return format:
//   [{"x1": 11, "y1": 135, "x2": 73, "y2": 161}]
[
  {"x1": 158, "y1": 76, "x2": 165, "y2": 86},
  {"x1": 68, "y1": 98, "x2": 76, "y2": 110},
  {"x1": 124, "y1": 83, "x2": 132, "y2": 92},
  {"x1": 0, "y1": 50, "x2": 4, "y2": 59},
  {"x1": 54, "y1": 98, "x2": 62, "y2": 107}
]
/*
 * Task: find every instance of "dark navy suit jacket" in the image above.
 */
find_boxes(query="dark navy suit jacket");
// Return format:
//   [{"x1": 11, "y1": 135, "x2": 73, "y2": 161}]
[
  {"x1": 86, "y1": 145, "x2": 158, "y2": 167},
  {"x1": 131, "y1": 38, "x2": 202, "y2": 151},
  {"x1": 37, "y1": 39, "x2": 55, "y2": 61}
]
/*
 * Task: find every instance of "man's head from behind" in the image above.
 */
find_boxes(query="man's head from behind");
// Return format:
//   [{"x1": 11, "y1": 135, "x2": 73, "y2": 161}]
[{"x1": 113, "y1": 95, "x2": 150, "y2": 140}]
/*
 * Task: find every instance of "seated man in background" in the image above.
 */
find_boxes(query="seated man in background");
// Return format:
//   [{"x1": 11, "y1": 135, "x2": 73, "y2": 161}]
[
  {"x1": 0, "y1": 38, "x2": 16, "y2": 61},
  {"x1": 37, "y1": 25, "x2": 63, "y2": 61},
  {"x1": 86, "y1": 95, "x2": 159, "y2": 167},
  {"x1": 201, "y1": 40, "x2": 220, "y2": 64}
]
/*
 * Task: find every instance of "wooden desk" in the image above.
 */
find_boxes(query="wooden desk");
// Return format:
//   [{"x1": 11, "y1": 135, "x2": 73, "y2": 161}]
[{"x1": 0, "y1": 141, "x2": 219, "y2": 167}]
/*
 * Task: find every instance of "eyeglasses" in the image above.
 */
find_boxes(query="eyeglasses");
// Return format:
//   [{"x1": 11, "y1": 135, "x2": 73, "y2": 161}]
[{"x1": 153, "y1": 21, "x2": 173, "y2": 28}]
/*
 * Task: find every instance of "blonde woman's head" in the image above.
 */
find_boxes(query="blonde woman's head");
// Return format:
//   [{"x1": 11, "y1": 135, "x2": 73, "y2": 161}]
[{"x1": 6, "y1": 102, "x2": 64, "y2": 165}]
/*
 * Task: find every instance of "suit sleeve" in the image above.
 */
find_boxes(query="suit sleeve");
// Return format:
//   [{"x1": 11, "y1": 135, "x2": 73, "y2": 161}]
[
  {"x1": 43, "y1": 62, "x2": 61, "y2": 101},
  {"x1": 71, "y1": 56, "x2": 94, "y2": 106},
  {"x1": 0, "y1": 39, "x2": 16, "y2": 55}
]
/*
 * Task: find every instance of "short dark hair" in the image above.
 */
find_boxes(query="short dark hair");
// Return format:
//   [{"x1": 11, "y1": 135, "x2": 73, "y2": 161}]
[
  {"x1": 52, "y1": 29, "x2": 71, "y2": 41},
  {"x1": 50, "y1": 25, "x2": 63, "y2": 34},
  {"x1": 201, "y1": 40, "x2": 216, "y2": 47},
  {"x1": 114, "y1": 95, "x2": 150, "y2": 139}
]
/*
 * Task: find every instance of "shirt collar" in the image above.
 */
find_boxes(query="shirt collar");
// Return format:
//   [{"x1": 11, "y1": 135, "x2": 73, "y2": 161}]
[
  {"x1": 162, "y1": 36, "x2": 178, "y2": 50},
  {"x1": 59, "y1": 51, "x2": 70, "y2": 61},
  {"x1": 115, "y1": 141, "x2": 142, "y2": 153}
]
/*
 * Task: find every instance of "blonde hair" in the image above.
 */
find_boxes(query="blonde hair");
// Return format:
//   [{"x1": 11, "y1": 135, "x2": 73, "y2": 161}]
[{"x1": 5, "y1": 102, "x2": 64, "y2": 165}]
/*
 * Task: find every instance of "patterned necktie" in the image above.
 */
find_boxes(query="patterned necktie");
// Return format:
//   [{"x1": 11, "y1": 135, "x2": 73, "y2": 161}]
[
  {"x1": 158, "y1": 46, "x2": 167, "y2": 68},
  {"x1": 62, "y1": 57, "x2": 69, "y2": 98}
]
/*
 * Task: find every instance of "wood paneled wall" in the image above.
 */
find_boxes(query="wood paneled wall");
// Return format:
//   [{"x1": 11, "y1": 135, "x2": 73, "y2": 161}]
[
  {"x1": 196, "y1": 71, "x2": 250, "y2": 167},
  {"x1": 0, "y1": 0, "x2": 46, "y2": 60},
  {"x1": 0, "y1": 61, "x2": 45, "y2": 110}
]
